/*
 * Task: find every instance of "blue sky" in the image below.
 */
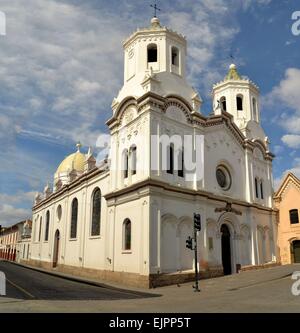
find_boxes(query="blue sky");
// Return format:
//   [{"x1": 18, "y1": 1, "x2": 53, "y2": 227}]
[{"x1": 0, "y1": 0, "x2": 299, "y2": 226}]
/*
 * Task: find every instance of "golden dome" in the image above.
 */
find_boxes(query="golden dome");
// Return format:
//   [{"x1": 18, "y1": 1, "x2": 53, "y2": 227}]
[{"x1": 55, "y1": 144, "x2": 85, "y2": 174}]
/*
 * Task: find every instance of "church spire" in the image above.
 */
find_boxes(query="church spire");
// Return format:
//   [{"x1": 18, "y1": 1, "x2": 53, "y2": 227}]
[{"x1": 225, "y1": 64, "x2": 242, "y2": 81}]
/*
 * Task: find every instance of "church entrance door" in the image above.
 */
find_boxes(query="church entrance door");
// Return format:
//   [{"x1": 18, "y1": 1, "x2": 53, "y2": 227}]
[
  {"x1": 221, "y1": 224, "x2": 232, "y2": 275},
  {"x1": 53, "y1": 230, "x2": 60, "y2": 268},
  {"x1": 292, "y1": 240, "x2": 300, "y2": 263}
]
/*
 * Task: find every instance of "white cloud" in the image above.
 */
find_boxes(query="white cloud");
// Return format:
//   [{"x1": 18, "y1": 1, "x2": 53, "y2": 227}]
[
  {"x1": 0, "y1": 0, "x2": 130, "y2": 149},
  {"x1": 0, "y1": 190, "x2": 35, "y2": 226},
  {"x1": 266, "y1": 68, "x2": 300, "y2": 153},
  {"x1": 163, "y1": 0, "x2": 239, "y2": 92},
  {"x1": 267, "y1": 68, "x2": 300, "y2": 114},
  {"x1": 0, "y1": 191, "x2": 36, "y2": 205},
  {"x1": 0, "y1": 204, "x2": 31, "y2": 227},
  {"x1": 281, "y1": 135, "x2": 300, "y2": 149}
]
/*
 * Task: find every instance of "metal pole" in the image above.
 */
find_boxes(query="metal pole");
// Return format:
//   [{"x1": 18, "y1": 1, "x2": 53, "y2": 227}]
[{"x1": 193, "y1": 224, "x2": 200, "y2": 292}]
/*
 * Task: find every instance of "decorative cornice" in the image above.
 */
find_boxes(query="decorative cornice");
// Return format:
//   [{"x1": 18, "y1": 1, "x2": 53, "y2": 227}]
[
  {"x1": 106, "y1": 93, "x2": 273, "y2": 160},
  {"x1": 123, "y1": 25, "x2": 186, "y2": 50},
  {"x1": 104, "y1": 178, "x2": 276, "y2": 213},
  {"x1": 32, "y1": 167, "x2": 109, "y2": 211}
]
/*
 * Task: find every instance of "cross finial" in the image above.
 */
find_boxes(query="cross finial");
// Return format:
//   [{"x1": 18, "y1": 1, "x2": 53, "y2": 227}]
[
  {"x1": 150, "y1": 1, "x2": 161, "y2": 18},
  {"x1": 76, "y1": 141, "x2": 82, "y2": 152}
]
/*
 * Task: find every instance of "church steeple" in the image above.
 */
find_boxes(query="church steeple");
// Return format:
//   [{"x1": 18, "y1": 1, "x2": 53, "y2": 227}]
[
  {"x1": 112, "y1": 16, "x2": 201, "y2": 113},
  {"x1": 212, "y1": 64, "x2": 265, "y2": 141}
]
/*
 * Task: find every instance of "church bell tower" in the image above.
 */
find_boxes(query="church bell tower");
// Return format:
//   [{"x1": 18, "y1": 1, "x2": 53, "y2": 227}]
[
  {"x1": 212, "y1": 64, "x2": 267, "y2": 143},
  {"x1": 111, "y1": 16, "x2": 202, "y2": 113}
]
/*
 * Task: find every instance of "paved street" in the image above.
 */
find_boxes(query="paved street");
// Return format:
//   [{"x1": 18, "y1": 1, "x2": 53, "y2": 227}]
[
  {"x1": 0, "y1": 261, "x2": 300, "y2": 312},
  {"x1": 0, "y1": 261, "x2": 158, "y2": 301}
]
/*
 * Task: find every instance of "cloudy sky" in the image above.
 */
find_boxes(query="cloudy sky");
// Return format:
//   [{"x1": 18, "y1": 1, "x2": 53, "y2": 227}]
[{"x1": 0, "y1": 0, "x2": 299, "y2": 226}]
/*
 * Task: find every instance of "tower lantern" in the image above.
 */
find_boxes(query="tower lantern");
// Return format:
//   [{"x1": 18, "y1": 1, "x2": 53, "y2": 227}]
[
  {"x1": 212, "y1": 64, "x2": 265, "y2": 141},
  {"x1": 112, "y1": 16, "x2": 202, "y2": 113}
]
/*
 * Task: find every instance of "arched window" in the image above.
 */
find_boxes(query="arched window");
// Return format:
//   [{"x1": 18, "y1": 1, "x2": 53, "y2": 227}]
[
  {"x1": 167, "y1": 144, "x2": 174, "y2": 174},
  {"x1": 178, "y1": 147, "x2": 184, "y2": 178},
  {"x1": 290, "y1": 209, "x2": 299, "y2": 224},
  {"x1": 253, "y1": 98, "x2": 258, "y2": 121},
  {"x1": 70, "y1": 198, "x2": 78, "y2": 239},
  {"x1": 130, "y1": 145, "x2": 137, "y2": 175},
  {"x1": 255, "y1": 177, "x2": 259, "y2": 198},
  {"x1": 147, "y1": 44, "x2": 157, "y2": 63},
  {"x1": 260, "y1": 180, "x2": 264, "y2": 199},
  {"x1": 57, "y1": 205, "x2": 62, "y2": 221},
  {"x1": 34, "y1": 216, "x2": 39, "y2": 242},
  {"x1": 45, "y1": 210, "x2": 50, "y2": 241},
  {"x1": 38, "y1": 217, "x2": 42, "y2": 242},
  {"x1": 122, "y1": 149, "x2": 129, "y2": 179},
  {"x1": 123, "y1": 219, "x2": 132, "y2": 250},
  {"x1": 220, "y1": 96, "x2": 227, "y2": 112},
  {"x1": 171, "y1": 46, "x2": 179, "y2": 66},
  {"x1": 236, "y1": 95, "x2": 243, "y2": 111},
  {"x1": 91, "y1": 188, "x2": 101, "y2": 236}
]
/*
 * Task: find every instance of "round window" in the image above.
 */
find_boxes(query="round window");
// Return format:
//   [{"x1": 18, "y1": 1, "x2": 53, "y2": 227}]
[
  {"x1": 216, "y1": 166, "x2": 231, "y2": 190},
  {"x1": 57, "y1": 205, "x2": 62, "y2": 221}
]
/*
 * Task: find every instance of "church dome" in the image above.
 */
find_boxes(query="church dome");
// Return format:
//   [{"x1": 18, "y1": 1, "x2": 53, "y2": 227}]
[{"x1": 55, "y1": 143, "x2": 85, "y2": 175}]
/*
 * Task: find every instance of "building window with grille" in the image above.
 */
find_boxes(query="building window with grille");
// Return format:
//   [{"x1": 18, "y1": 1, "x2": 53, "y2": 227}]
[
  {"x1": 167, "y1": 144, "x2": 174, "y2": 174},
  {"x1": 290, "y1": 209, "x2": 299, "y2": 224},
  {"x1": 123, "y1": 219, "x2": 132, "y2": 251},
  {"x1": 255, "y1": 177, "x2": 259, "y2": 198},
  {"x1": 130, "y1": 145, "x2": 137, "y2": 175},
  {"x1": 70, "y1": 198, "x2": 78, "y2": 239},
  {"x1": 91, "y1": 188, "x2": 101, "y2": 236},
  {"x1": 45, "y1": 210, "x2": 50, "y2": 241},
  {"x1": 38, "y1": 217, "x2": 42, "y2": 242},
  {"x1": 260, "y1": 180, "x2": 264, "y2": 199},
  {"x1": 122, "y1": 149, "x2": 129, "y2": 179}
]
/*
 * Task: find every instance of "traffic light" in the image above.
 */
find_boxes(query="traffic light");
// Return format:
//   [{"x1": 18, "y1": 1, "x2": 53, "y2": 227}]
[
  {"x1": 186, "y1": 236, "x2": 193, "y2": 250},
  {"x1": 194, "y1": 213, "x2": 201, "y2": 231}
]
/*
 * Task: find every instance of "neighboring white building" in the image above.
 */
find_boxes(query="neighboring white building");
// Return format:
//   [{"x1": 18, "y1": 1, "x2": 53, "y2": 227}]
[{"x1": 29, "y1": 17, "x2": 278, "y2": 288}]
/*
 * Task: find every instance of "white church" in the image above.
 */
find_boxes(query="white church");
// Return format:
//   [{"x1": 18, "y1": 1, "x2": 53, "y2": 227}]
[{"x1": 27, "y1": 17, "x2": 278, "y2": 288}]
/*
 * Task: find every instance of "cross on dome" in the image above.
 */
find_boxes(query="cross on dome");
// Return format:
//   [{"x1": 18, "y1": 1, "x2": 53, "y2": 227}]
[{"x1": 150, "y1": 1, "x2": 161, "y2": 18}]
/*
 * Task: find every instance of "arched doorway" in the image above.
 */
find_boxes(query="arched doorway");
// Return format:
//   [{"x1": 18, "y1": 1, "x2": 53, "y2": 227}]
[
  {"x1": 221, "y1": 224, "x2": 232, "y2": 275},
  {"x1": 53, "y1": 230, "x2": 60, "y2": 268},
  {"x1": 292, "y1": 240, "x2": 300, "y2": 263}
]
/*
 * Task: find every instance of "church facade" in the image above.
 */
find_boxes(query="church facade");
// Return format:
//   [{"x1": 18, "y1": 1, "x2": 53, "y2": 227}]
[{"x1": 28, "y1": 17, "x2": 279, "y2": 288}]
